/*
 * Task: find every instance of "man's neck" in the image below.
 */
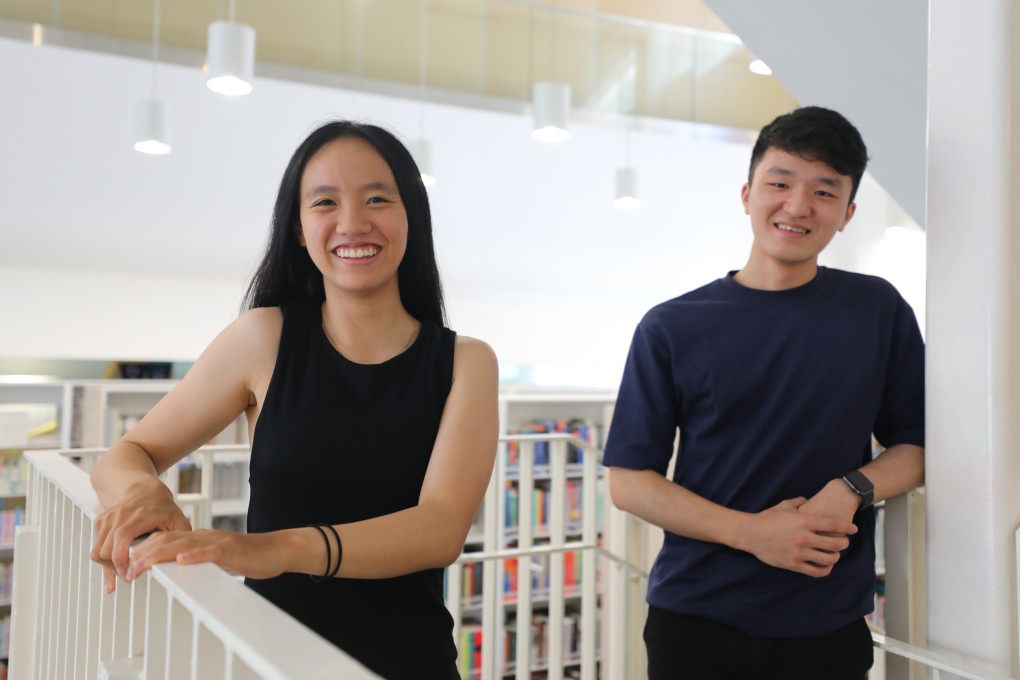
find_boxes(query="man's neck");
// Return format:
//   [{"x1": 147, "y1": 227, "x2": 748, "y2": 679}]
[{"x1": 732, "y1": 259, "x2": 819, "y2": 291}]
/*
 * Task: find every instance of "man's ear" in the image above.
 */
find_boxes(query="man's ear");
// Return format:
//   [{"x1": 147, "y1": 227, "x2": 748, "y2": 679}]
[
  {"x1": 740, "y1": 183, "x2": 751, "y2": 215},
  {"x1": 839, "y1": 202, "x2": 857, "y2": 232}
]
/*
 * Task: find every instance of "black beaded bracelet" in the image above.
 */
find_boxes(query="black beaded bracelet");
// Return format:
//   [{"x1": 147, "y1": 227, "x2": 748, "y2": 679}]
[
  {"x1": 321, "y1": 523, "x2": 343, "y2": 578},
  {"x1": 308, "y1": 524, "x2": 331, "y2": 582}
]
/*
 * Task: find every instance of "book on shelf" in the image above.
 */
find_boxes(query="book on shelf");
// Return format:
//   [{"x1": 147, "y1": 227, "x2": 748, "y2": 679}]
[
  {"x1": 504, "y1": 480, "x2": 593, "y2": 536},
  {"x1": 506, "y1": 418, "x2": 603, "y2": 467},
  {"x1": 0, "y1": 508, "x2": 23, "y2": 549}
]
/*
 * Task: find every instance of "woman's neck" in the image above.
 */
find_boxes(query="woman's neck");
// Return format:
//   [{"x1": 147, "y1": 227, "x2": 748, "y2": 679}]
[{"x1": 320, "y1": 296, "x2": 419, "y2": 364}]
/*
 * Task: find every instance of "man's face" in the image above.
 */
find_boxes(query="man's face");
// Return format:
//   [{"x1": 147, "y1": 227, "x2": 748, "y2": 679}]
[{"x1": 741, "y1": 147, "x2": 856, "y2": 270}]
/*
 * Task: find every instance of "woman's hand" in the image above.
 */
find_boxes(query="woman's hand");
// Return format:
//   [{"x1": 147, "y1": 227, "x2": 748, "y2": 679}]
[
  {"x1": 124, "y1": 529, "x2": 291, "y2": 582},
  {"x1": 91, "y1": 477, "x2": 192, "y2": 592}
]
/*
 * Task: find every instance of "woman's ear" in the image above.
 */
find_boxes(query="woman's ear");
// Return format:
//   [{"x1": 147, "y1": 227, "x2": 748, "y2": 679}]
[{"x1": 294, "y1": 222, "x2": 306, "y2": 247}]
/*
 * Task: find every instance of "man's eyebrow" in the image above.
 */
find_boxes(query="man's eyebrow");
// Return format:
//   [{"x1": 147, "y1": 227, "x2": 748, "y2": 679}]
[{"x1": 763, "y1": 166, "x2": 845, "y2": 188}]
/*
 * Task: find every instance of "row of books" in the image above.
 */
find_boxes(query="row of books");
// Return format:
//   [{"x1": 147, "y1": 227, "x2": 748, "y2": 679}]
[
  {"x1": 455, "y1": 551, "x2": 590, "y2": 606},
  {"x1": 0, "y1": 509, "x2": 24, "y2": 549},
  {"x1": 0, "y1": 562, "x2": 13, "y2": 602},
  {"x1": 459, "y1": 612, "x2": 594, "y2": 677},
  {"x1": 506, "y1": 418, "x2": 602, "y2": 466},
  {"x1": 502, "y1": 552, "x2": 588, "y2": 599},
  {"x1": 505, "y1": 480, "x2": 585, "y2": 530},
  {"x1": 0, "y1": 616, "x2": 9, "y2": 659},
  {"x1": 0, "y1": 458, "x2": 26, "y2": 497}
]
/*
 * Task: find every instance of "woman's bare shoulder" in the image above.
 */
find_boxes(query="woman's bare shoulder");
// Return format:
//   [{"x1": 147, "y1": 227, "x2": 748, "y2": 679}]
[{"x1": 452, "y1": 334, "x2": 498, "y2": 374}]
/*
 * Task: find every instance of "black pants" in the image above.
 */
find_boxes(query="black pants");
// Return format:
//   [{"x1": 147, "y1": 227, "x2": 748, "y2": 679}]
[{"x1": 644, "y1": 606, "x2": 874, "y2": 680}]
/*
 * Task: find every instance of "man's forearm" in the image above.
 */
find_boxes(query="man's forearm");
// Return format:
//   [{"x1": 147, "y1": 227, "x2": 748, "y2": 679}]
[{"x1": 858, "y1": 443, "x2": 924, "y2": 503}]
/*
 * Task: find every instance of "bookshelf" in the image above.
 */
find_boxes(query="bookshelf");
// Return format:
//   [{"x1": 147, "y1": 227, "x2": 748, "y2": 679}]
[{"x1": 453, "y1": 387, "x2": 615, "y2": 679}]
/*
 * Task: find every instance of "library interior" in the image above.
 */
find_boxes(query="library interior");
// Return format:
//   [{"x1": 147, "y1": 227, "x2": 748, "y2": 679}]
[{"x1": 1, "y1": 1, "x2": 1017, "y2": 679}]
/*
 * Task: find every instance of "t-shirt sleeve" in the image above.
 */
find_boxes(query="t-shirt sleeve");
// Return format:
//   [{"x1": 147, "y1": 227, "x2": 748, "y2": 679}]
[
  {"x1": 873, "y1": 294, "x2": 925, "y2": 449},
  {"x1": 603, "y1": 312, "x2": 679, "y2": 475}
]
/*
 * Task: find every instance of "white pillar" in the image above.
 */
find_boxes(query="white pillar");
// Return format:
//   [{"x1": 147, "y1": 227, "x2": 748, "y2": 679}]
[{"x1": 926, "y1": 1, "x2": 1020, "y2": 676}]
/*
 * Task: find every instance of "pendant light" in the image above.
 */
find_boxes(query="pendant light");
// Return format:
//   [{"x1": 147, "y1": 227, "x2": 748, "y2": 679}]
[
  {"x1": 412, "y1": 140, "x2": 437, "y2": 187},
  {"x1": 531, "y1": 7, "x2": 570, "y2": 143},
  {"x1": 532, "y1": 82, "x2": 571, "y2": 143},
  {"x1": 412, "y1": 0, "x2": 437, "y2": 187},
  {"x1": 613, "y1": 1, "x2": 639, "y2": 209},
  {"x1": 134, "y1": 0, "x2": 170, "y2": 155},
  {"x1": 614, "y1": 167, "x2": 641, "y2": 210},
  {"x1": 206, "y1": 0, "x2": 256, "y2": 96}
]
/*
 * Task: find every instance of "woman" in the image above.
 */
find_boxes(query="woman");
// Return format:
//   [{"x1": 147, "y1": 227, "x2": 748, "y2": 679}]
[{"x1": 91, "y1": 121, "x2": 499, "y2": 679}]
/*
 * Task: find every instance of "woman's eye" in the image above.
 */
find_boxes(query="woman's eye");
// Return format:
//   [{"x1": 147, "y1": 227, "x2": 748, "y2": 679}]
[
  {"x1": 312, "y1": 198, "x2": 336, "y2": 207},
  {"x1": 367, "y1": 196, "x2": 391, "y2": 205}
]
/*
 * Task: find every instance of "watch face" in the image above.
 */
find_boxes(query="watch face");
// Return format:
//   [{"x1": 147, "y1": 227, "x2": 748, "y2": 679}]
[{"x1": 843, "y1": 471, "x2": 874, "y2": 508}]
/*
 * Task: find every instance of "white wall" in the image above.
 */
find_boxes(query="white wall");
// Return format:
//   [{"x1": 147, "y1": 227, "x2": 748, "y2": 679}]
[{"x1": 0, "y1": 36, "x2": 922, "y2": 387}]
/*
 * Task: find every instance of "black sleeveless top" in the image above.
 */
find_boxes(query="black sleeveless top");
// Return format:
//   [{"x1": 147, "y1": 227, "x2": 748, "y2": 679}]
[{"x1": 246, "y1": 302, "x2": 459, "y2": 679}]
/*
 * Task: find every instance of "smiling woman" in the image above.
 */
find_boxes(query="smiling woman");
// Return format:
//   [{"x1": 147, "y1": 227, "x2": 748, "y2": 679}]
[
  {"x1": 296, "y1": 137, "x2": 409, "y2": 314},
  {"x1": 89, "y1": 120, "x2": 499, "y2": 680}
]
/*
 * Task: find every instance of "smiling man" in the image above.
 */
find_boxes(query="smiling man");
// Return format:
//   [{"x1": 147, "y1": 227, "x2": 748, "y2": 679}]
[{"x1": 604, "y1": 107, "x2": 925, "y2": 680}]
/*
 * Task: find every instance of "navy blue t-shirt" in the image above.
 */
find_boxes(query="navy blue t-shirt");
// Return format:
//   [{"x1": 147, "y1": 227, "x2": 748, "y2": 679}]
[{"x1": 603, "y1": 267, "x2": 924, "y2": 637}]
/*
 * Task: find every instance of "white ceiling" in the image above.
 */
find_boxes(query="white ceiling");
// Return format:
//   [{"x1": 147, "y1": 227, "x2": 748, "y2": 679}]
[
  {"x1": 0, "y1": 30, "x2": 909, "y2": 379},
  {"x1": 1, "y1": 33, "x2": 759, "y2": 291}
]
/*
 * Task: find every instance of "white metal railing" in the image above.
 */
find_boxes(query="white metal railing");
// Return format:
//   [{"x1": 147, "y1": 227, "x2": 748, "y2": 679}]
[
  {"x1": 9, "y1": 450, "x2": 379, "y2": 679},
  {"x1": 872, "y1": 633, "x2": 1016, "y2": 680},
  {"x1": 10, "y1": 443, "x2": 1017, "y2": 680},
  {"x1": 455, "y1": 435, "x2": 1019, "y2": 680}
]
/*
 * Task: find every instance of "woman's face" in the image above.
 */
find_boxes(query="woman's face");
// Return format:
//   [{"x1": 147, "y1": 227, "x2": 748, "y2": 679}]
[{"x1": 297, "y1": 136, "x2": 409, "y2": 300}]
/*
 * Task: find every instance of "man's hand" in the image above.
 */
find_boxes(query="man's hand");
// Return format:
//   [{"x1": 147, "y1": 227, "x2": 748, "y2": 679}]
[
  {"x1": 799, "y1": 478, "x2": 864, "y2": 533},
  {"x1": 736, "y1": 497, "x2": 857, "y2": 578}
]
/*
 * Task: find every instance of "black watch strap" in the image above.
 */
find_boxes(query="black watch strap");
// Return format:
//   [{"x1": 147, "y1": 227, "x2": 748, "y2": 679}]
[{"x1": 842, "y1": 470, "x2": 875, "y2": 509}]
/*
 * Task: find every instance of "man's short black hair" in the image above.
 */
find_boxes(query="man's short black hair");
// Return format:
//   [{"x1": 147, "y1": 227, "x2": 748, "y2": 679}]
[{"x1": 748, "y1": 106, "x2": 870, "y2": 203}]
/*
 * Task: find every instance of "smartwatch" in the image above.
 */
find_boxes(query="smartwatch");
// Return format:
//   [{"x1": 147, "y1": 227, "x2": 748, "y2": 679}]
[{"x1": 842, "y1": 470, "x2": 875, "y2": 509}]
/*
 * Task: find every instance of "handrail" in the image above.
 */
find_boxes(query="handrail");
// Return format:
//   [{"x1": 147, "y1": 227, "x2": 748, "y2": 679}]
[
  {"x1": 9, "y1": 450, "x2": 379, "y2": 679},
  {"x1": 872, "y1": 633, "x2": 1016, "y2": 680},
  {"x1": 12, "y1": 438, "x2": 1015, "y2": 680}
]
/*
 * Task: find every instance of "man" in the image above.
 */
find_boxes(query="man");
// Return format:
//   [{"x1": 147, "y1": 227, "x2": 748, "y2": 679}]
[{"x1": 604, "y1": 106, "x2": 924, "y2": 680}]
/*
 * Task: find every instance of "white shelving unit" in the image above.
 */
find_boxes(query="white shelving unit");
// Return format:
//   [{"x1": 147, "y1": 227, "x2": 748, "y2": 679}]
[{"x1": 454, "y1": 387, "x2": 616, "y2": 680}]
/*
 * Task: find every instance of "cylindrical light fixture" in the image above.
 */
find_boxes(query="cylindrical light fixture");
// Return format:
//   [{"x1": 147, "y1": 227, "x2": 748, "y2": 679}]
[
  {"x1": 206, "y1": 20, "x2": 256, "y2": 96},
  {"x1": 411, "y1": 139, "x2": 437, "y2": 187},
  {"x1": 134, "y1": 99, "x2": 171, "y2": 155},
  {"x1": 531, "y1": 81, "x2": 571, "y2": 143},
  {"x1": 614, "y1": 167, "x2": 641, "y2": 210}
]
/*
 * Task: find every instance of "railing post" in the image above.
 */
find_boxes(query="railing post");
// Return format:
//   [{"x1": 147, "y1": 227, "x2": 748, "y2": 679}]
[
  {"x1": 580, "y1": 446, "x2": 598, "y2": 680},
  {"x1": 547, "y1": 439, "x2": 567, "y2": 680},
  {"x1": 480, "y1": 443, "x2": 500, "y2": 680},
  {"x1": 885, "y1": 490, "x2": 926, "y2": 680},
  {"x1": 9, "y1": 524, "x2": 40, "y2": 680},
  {"x1": 515, "y1": 441, "x2": 534, "y2": 680}
]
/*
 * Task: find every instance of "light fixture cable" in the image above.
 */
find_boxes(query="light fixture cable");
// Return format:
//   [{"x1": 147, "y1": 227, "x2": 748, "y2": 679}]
[
  {"x1": 134, "y1": 0, "x2": 171, "y2": 154},
  {"x1": 149, "y1": 0, "x2": 161, "y2": 99}
]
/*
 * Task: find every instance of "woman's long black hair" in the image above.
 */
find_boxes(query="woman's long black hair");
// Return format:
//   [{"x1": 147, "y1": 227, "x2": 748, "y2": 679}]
[{"x1": 242, "y1": 121, "x2": 447, "y2": 326}]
